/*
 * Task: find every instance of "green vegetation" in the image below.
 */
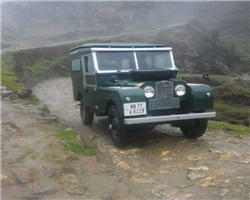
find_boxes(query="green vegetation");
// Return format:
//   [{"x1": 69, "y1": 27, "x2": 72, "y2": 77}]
[
  {"x1": 55, "y1": 129, "x2": 96, "y2": 156},
  {"x1": 208, "y1": 121, "x2": 250, "y2": 135},
  {"x1": 214, "y1": 102, "x2": 249, "y2": 125},
  {"x1": 27, "y1": 94, "x2": 40, "y2": 105},
  {"x1": 219, "y1": 30, "x2": 249, "y2": 59},
  {"x1": 1, "y1": 53, "x2": 24, "y2": 92}
]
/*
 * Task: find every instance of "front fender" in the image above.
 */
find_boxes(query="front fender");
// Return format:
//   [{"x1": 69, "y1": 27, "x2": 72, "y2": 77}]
[
  {"x1": 98, "y1": 87, "x2": 145, "y2": 117},
  {"x1": 186, "y1": 83, "x2": 214, "y2": 111}
]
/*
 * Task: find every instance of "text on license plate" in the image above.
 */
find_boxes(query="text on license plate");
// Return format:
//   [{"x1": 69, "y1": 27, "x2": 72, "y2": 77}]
[{"x1": 123, "y1": 102, "x2": 147, "y2": 116}]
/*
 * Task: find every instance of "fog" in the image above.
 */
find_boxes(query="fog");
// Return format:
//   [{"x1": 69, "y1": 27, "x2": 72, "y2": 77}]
[{"x1": 1, "y1": 1, "x2": 249, "y2": 51}]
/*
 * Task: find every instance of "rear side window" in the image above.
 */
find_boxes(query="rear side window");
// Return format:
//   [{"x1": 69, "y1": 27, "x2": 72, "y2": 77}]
[
  {"x1": 84, "y1": 55, "x2": 95, "y2": 73},
  {"x1": 71, "y1": 59, "x2": 81, "y2": 71}
]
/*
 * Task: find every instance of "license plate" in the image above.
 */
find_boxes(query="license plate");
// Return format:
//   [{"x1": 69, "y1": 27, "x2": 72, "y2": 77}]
[{"x1": 123, "y1": 102, "x2": 147, "y2": 116}]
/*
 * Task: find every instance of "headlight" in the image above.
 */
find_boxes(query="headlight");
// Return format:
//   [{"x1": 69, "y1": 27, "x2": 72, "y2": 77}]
[
  {"x1": 144, "y1": 86, "x2": 155, "y2": 98},
  {"x1": 175, "y1": 85, "x2": 186, "y2": 96}
]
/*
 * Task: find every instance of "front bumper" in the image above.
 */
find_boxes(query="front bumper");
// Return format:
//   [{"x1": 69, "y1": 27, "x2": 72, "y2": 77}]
[{"x1": 123, "y1": 112, "x2": 216, "y2": 125}]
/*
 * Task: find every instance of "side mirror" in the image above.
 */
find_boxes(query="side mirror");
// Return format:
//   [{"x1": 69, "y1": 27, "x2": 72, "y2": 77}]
[
  {"x1": 109, "y1": 75, "x2": 118, "y2": 83},
  {"x1": 203, "y1": 72, "x2": 209, "y2": 80}
]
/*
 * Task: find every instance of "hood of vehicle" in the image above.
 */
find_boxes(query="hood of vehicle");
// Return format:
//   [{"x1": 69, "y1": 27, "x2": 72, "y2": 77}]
[{"x1": 104, "y1": 79, "x2": 187, "y2": 89}]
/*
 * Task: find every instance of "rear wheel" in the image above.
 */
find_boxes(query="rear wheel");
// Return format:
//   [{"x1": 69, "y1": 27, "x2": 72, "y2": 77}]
[
  {"x1": 108, "y1": 106, "x2": 128, "y2": 148},
  {"x1": 80, "y1": 99, "x2": 94, "y2": 126},
  {"x1": 180, "y1": 119, "x2": 208, "y2": 139}
]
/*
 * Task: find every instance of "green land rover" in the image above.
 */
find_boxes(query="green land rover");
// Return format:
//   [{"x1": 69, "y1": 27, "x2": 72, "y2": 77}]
[{"x1": 70, "y1": 43, "x2": 216, "y2": 148}]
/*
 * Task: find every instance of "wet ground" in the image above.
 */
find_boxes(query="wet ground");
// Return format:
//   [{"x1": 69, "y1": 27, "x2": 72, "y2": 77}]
[{"x1": 1, "y1": 77, "x2": 250, "y2": 199}]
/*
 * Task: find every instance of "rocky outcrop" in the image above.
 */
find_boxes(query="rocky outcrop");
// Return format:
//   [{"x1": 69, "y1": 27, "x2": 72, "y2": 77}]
[{"x1": 17, "y1": 88, "x2": 32, "y2": 98}]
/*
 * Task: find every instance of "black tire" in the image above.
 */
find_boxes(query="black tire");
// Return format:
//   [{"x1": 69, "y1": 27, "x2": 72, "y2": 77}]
[
  {"x1": 108, "y1": 106, "x2": 128, "y2": 148},
  {"x1": 180, "y1": 119, "x2": 208, "y2": 139},
  {"x1": 80, "y1": 99, "x2": 94, "y2": 126},
  {"x1": 143, "y1": 124, "x2": 156, "y2": 131}
]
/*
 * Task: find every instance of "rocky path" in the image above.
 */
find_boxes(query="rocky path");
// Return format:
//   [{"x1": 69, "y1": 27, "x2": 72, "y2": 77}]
[
  {"x1": 2, "y1": 77, "x2": 250, "y2": 199},
  {"x1": 33, "y1": 77, "x2": 250, "y2": 199}
]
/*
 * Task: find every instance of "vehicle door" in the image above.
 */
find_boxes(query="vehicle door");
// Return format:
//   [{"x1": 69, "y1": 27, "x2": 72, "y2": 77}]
[
  {"x1": 82, "y1": 53, "x2": 97, "y2": 110},
  {"x1": 71, "y1": 57, "x2": 83, "y2": 100}
]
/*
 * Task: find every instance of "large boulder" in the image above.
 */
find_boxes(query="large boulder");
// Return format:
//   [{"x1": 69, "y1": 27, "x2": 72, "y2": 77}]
[{"x1": 17, "y1": 88, "x2": 32, "y2": 98}]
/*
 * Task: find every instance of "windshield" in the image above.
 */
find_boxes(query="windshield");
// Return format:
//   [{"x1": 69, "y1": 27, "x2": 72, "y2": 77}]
[
  {"x1": 96, "y1": 51, "x2": 174, "y2": 71},
  {"x1": 136, "y1": 51, "x2": 173, "y2": 70},
  {"x1": 96, "y1": 52, "x2": 136, "y2": 71}
]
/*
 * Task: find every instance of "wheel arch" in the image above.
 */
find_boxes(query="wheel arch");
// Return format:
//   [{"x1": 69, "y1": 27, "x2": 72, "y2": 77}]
[
  {"x1": 76, "y1": 92, "x2": 83, "y2": 101},
  {"x1": 105, "y1": 99, "x2": 117, "y2": 115}
]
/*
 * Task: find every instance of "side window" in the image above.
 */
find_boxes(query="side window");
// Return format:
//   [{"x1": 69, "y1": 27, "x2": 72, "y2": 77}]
[
  {"x1": 84, "y1": 55, "x2": 95, "y2": 73},
  {"x1": 146, "y1": 56, "x2": 152, "y2": 66},
  {"x1": 121, "y1": 59, "x2": 130, "y2": 69},
  {"x1": 71, "y1": 59, "x2": 81, "y2": 71}
]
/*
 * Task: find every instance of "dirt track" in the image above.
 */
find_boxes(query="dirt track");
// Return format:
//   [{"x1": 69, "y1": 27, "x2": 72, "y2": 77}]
[{"x1": 31, "y1": 77, "x2": 250, "y2": 199}]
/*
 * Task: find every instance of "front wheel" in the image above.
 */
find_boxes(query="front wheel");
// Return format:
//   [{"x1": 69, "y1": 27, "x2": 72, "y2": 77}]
[
  {"x1": 180, "y1": 119, "x2": 208, "y2": 139},
  {"x1": 108, "y1": 106, "x2": 128, "y2": 148},
  {"x1": 80, "y1": 99, "x2": 94, "y2": 126}
]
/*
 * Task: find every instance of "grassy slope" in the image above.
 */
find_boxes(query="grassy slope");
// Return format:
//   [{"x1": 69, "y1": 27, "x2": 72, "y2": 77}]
[
  {"x1": 1, "y1": 53, "x2": 24, "y2": 92},
  {"x1": 208, "y1": 120, "x2": 250, "y2": 136}
]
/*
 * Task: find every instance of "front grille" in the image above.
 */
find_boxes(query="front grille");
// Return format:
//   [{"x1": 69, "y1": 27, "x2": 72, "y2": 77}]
[{"x1": 149, "y1": 81, "x2": 179, "y2": 110}]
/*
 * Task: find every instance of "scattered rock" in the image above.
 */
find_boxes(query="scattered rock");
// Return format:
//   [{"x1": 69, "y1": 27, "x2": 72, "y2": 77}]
[
  {"x1": 49, "y1": 116, "x2": 57, "y2": 122},
  {"x1": 187, "y1": 154, "x2": 202, "y2": 161},
  {"x1": 161, "y1": 157, "x2": 173, "y2": 161},
  {"x1": 90, "y1": 135, "x2": 96, "y2": 140},
  {"x1": 1, "y1": 174, "x2": 10, "y2": 187},
  {"x1": 209, "y1": 148, "x2": 222, "y2": 154},
  {"x1": 1, "y1": 85, "x2": 9, "y2": 91},
  {"x1": 200, "y1": 177, "x2": 219, "y2": 187},
  {"x1": 60, "y1": 174, "x2": 80, "y2": 185},
  {"x1": 116, "y1": 161, "x2": 132, "y2": 171},
  {"x1": 66, "y1": 128, "x2": 73, "y2": 131},
  {"x1": 109, "y1": 149, "x2": 119, "y2": 154},
  {"x1": 9, "y1": 93, "x2": 18, "y2": 100},
  {"x1": 214, "y1": 168, "x2": 236, "y2": 175},
  {"x1": 102, "y1": 194, "x2": 114, "y2": 200},
  {"x1": 2, "y1": 90, "x2": 13, "y2": 97},
  {"x1": 21, "y1": 194, "x2": 42, "y2": 199},
  {"x1": 33, "y1": 186, "x2": 56, "y2": 195},
  {"x1": 0, "y1": 174, "x2": 8, "y2": 181},
  {"x1": 38, "y1": 104, "x2": 50, "y2": 113},
  {"x1": 66, "y1": 155, "x2": 78, "y2": 161},
  {"x1": 159, "y1": 150, "x2": 170, "y2": 156},
  {"x1": 188, "y1": 172, "x2": 206, "y2": 181},
  {"x1": 17, "y1": 88, "x2": 32, "y2": 98},
  {"x1": 66, "y1": 185, "x2": 84, "y2": 195},
  {"x1": 219, "y1": 153, "x2": 231, "y2": 160},
  {"x1": 130, "y1": 176, "x2": 154, "y2": 183},
  {"x1": 178, "y1": 182, "x2": 195, "y2": 188},
  {"x1": 226, "y1": 137, "x2": 240, "y2": 144},
  {"x1": 220, "y1": 188, "x2": 229, "y2": 197},
  {"x1": 238, "y1": 160, "x2": 250, "y2": 164},
  {"x1": 37, "y1": 166, "x2": 54, "y2": 178},
  {"x1": 156, "y1": 170, "x2": 170, "y2": 174},
  {"x1": 176, "y1": 194, "x2": 193, "y2": 200},
  {"x1": 12, "y1": 167, "x2": 31, "y2": 183},
  {"x1": 187, "y1": 166, "x2": 209, "y2": 172}
]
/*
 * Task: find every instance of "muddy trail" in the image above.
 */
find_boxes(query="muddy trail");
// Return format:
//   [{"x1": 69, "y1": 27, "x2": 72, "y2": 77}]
[{"x1": 30, "y1": 77, "x2": 249, "y2": 199}]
